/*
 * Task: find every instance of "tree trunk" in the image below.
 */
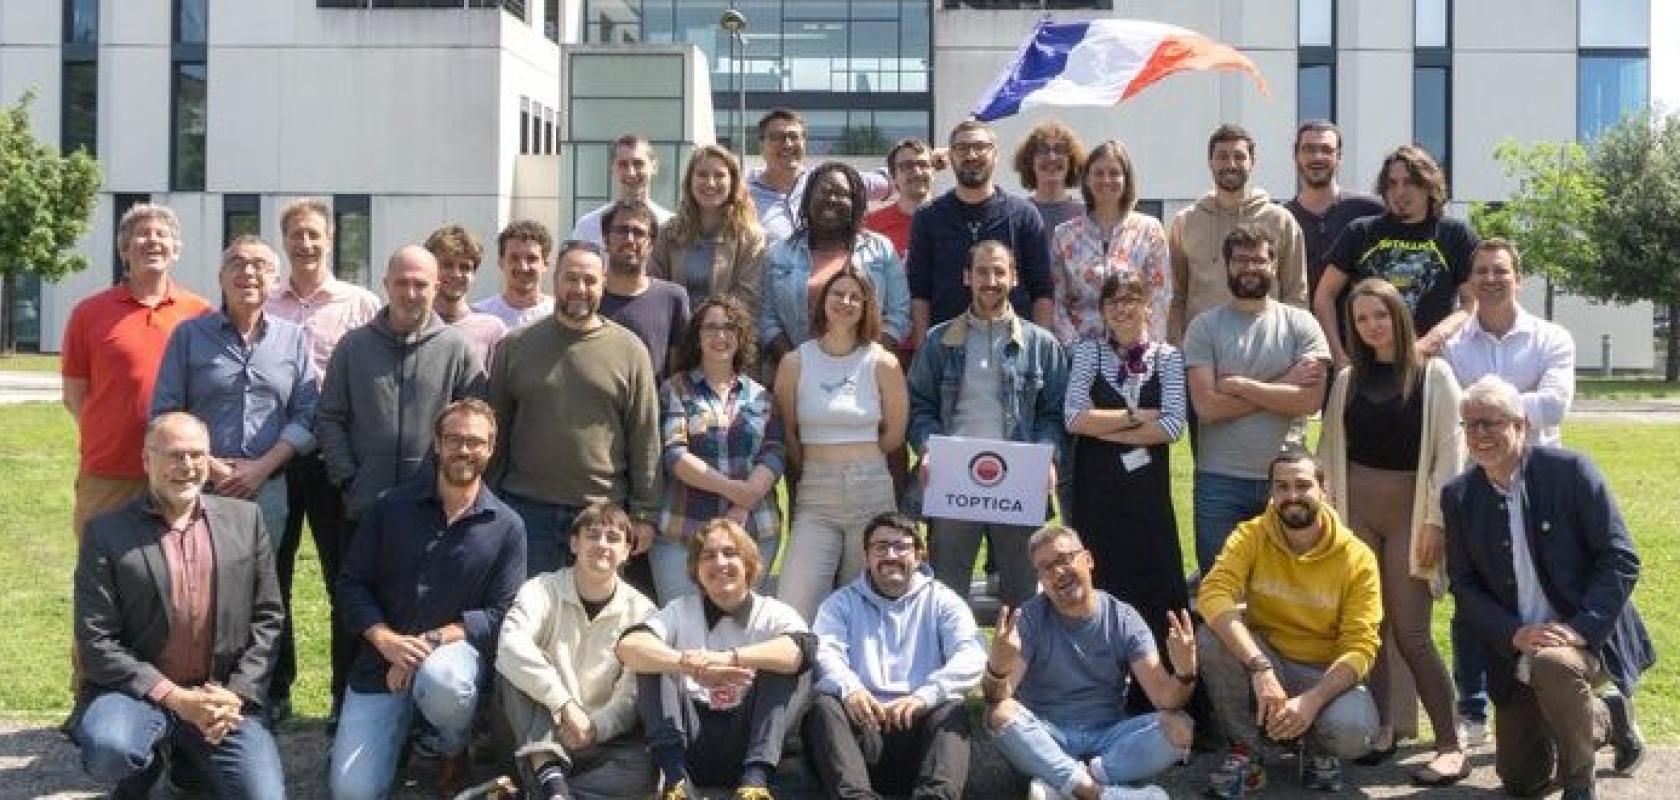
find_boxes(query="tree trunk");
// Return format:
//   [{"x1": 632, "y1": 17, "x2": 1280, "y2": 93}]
[
  {"x1": 1668, "y1": 301, "x2": 1679, "y2": 383},
  {"x1": 1544, "y1": 278, "x2": 1555, "y2": 320},
  {"x1": 0, "y1": 271, "x2": 14, "y2": 355}
]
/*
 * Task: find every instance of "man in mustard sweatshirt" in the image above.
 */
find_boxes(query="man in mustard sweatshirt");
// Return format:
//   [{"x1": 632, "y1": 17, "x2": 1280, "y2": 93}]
[{"x1": 1197, "y1": 451, "x2": 1381, "y2": 795}]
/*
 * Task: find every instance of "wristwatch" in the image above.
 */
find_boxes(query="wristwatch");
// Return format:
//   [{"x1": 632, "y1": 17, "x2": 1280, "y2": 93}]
[
  {"x1": 1243, "y1": 654, "x2": 1273, "y2": 675},
  {"x1": 424, "y1": 629, "x2": 443, "y2": 649}
]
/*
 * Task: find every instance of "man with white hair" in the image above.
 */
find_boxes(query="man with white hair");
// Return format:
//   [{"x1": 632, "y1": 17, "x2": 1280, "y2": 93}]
[{"x1": 1443, "y1": 376, "x2": 1651, "y2": 800}]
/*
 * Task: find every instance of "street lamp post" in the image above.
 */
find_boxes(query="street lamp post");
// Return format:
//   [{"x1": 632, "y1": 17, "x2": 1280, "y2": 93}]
[{"x1": 720, "y1": 6, "x2": 748, "y2": 154}]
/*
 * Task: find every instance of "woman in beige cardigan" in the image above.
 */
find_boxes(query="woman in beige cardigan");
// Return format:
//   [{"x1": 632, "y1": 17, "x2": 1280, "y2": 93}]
[
  {"x1": 648, "y1": 144, "x2": 767, "y2": 319},
  {"x1": 1319, "y1": 278, "x2": 1467, "y2": 785}
]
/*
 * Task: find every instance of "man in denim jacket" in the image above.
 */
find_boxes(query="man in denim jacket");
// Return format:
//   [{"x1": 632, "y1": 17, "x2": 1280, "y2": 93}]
[{"x1": 907, "y1": 240, "x2": 1068, "y2": 606}]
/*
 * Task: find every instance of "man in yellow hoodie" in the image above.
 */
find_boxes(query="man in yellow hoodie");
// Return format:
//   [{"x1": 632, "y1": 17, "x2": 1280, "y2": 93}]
[{"x1": 1197, "y1": 451, "x2": 1381, "y2": 795}]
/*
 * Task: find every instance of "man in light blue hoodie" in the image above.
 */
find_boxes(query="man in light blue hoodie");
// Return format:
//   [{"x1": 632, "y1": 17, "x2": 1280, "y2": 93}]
[{"x1": 805, "y1": 512, "x2": 986, "y2": 799}]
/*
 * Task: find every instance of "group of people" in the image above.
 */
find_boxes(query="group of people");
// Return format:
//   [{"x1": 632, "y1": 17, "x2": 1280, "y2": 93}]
[{"x1": 60, "y1": 107, "x2": 1650, "y2": 800}]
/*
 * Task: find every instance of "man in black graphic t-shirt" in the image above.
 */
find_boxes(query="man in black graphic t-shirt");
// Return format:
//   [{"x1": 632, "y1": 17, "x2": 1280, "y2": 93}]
[{"x1": 1313, "y1": 144, "x2": 1478, "y2": 367}]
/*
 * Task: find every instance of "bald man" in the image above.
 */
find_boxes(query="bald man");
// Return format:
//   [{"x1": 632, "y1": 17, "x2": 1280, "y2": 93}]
[{"x1": 314, "y1": 246, "x2": 487, "y2": 712}]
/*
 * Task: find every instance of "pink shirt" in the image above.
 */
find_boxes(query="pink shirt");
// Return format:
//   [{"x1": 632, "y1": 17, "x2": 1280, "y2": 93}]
[
  {"x1": 146, "y1": 502, "x2": 215, "y2": 700},
  {"x1": 267, "y1": 276, "x2": 382, "y2": 377},
  {"x1": 447, "y1": 311, "x2": 508, "y2": 369}
]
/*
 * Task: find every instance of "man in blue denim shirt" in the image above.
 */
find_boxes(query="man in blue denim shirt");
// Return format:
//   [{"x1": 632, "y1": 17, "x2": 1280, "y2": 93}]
[{"x1": 907, "y1": 241, "x2": 1067, "y2": 606}]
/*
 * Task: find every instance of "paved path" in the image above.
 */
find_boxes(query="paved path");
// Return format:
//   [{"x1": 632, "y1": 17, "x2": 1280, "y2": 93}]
[
  {"x1": 0, "y1": 372, "x2": 61, "y2": 406},
  {"x1": 1, "y1": 719, "x2": 1669, "y2": 799}
]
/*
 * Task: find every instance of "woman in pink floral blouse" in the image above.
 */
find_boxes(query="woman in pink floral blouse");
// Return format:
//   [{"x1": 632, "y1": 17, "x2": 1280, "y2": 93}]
[{"x1": 1049, "y1": 139, "x2": 1172, "y2": 346}]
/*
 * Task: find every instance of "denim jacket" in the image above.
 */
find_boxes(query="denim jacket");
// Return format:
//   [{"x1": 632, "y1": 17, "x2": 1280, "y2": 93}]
[
  {"x1": 760, "y1": 230, "x2": 910, "y2": 347},
  {"x1": 906, "y1": 311, "x2": 1068, "y2": 460}
]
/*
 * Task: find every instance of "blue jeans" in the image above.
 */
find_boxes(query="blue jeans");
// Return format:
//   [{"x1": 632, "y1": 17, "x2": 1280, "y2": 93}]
[
  {"x1": 329, "y1": 641, "x2": 482, "y2": 800},
  {"x1": 992, "y1": 706, "x2": 1183, "y2": 794},
  {"x1": 1192, "y1": 472, "x2": 1270, "y2": 574},
  {"x1": 214, "y1": 473, "x2": 288, "y2": 554},
  {"x1": 1451, "y1": 608, "x2": 1490, "y2": 723},
  {"x1": 650, "y1": 531, "x2": 780, "y2": 606},
  {"x1": 75, "y1": 691, "x2": 284, "y2": 799},
  {"x1": 501, "y1": 492, "x2": 583, "y2": 578}
]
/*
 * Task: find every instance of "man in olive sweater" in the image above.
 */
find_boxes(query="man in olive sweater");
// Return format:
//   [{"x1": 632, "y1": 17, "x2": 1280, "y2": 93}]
[{"x1": 489, "y1": 240, "x2": 662, "y2": 589}]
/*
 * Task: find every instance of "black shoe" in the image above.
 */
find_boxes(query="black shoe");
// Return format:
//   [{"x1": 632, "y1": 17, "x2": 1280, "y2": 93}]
[
  {"x1": 1603, "y1": 692, "x2": 1646, "y2": 775},
  {"x1": 267, "y1": 695, "x2": 293, "y2": 726},
  {"x1": 1561, "y1": 787, "x2": 1597, "y2": 800},
  {"x1": 1352, "y1": 740, "x2": 1398, "y2": 766}
]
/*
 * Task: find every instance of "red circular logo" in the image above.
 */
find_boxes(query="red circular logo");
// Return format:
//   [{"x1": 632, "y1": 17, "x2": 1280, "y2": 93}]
[{"x1": 968, "y1": 451, "x2": 1008, "y2": 488}]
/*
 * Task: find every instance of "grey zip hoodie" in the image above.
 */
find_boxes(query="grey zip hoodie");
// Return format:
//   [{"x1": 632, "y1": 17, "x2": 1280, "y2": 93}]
[
  {"x1": 1166, "y1": 187, "x2": 1308, "y2": 344},
  {"x1": 315, "y1": 308, "x2": 487, "y2": 518}
]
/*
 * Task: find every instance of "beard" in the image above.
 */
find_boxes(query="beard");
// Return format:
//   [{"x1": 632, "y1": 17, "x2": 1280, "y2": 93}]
[
  {"x1": 560, "y1": 294, "x2": 598, "y2": 321},
  {"x1": 1215, "y1": 168, "x2": 1249, "y2": 192},
  {"x1": 440, "y1": 455, "x2": 485, "y2": 487},
  {"x1": 1227, "y1": 271, "x2": 1272, "y2": 300},
  {"x1": 608, "y1": 253, "x2": 644, "y2": 276},
  {"x1": 1298, "y1": 166, "x2": 1333, "y2": 189},
  {"x1": 955, "y1": 164, "x2": 992, "y2": 189},
  {"x1": 1278, "y1": 499, "x2": 1317, "y2": 529}
]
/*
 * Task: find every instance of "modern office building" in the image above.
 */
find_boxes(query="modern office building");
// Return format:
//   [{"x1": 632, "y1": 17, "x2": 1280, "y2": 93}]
[{"x1": 0, "y1": 0, "x2": 1669, "y2": 368}]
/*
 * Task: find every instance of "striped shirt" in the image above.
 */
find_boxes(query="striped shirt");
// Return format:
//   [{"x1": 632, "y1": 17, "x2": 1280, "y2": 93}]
[
  {"x1": 657, "y1": 369, "x2": 787, "y2": 542},
  {"x1": 1064, "y1": 338, "x2": 1187, "y2": 441}
]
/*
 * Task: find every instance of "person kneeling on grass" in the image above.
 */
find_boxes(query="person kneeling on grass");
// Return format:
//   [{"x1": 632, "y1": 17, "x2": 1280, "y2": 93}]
[
  {"x1": 982, "y1": 523, "x2": 1196, "y2": 800},
  {"x1": 496, "y1": 502, "x2": 660, "y2": 800},
  {"x1": 1197, "y1": 451, "x2": 1381, "y2": 795},
  {"x1": 616, "y1": 518, "x2": 815, "y2": 800}
]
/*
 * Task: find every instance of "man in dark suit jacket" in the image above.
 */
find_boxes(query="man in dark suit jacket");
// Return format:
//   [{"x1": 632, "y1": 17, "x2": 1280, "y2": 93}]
[
  {"x1": 1444, "y1": 376, "x2": 1653, "y2": 800},
  {"x1": 71, "y1": 412, "x2": 285, "y2": 799}
]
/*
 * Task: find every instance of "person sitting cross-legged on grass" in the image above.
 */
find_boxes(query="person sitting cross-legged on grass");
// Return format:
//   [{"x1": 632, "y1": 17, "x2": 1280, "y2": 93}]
[
  {"x1": 804, "y1": 512, "x2": 986, "y2": 799},
  {"x1": 982, "y1": 524, "x2": 1196, "y2": 800},
  {"x1": 616, "y1": 518, "x2": 816, "y2": 800},
  {"x1": 495, "y1": 502, "x2": 659, "y2": 800},
  {"x1": 1197, "y1": 451, "x2": 1381, "y2": 795}
]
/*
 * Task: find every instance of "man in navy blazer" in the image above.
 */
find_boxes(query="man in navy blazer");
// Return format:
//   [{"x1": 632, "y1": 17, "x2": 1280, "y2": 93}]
[{"x1": 1443, "y1": 376, "x2": 1652, "y2": 800}]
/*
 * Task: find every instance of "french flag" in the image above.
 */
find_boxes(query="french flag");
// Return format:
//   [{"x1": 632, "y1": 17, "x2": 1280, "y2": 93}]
[{"x1": 972, "y1": 18, "x2": 1270, "y2": 122}]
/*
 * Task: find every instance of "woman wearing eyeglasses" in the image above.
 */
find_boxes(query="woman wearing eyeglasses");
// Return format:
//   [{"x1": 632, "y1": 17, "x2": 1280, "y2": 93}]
[
  {"x1": 653, "y1": 296, "x2": 787, "y2": 604},
  {"x1": 1318, "y1": 277, "x2": 1469, "y2": 786}
]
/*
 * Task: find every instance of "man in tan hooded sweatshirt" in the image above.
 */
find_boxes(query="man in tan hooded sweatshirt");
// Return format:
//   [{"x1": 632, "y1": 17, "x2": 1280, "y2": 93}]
[{"x1": 1167, "y1": 124, "x2": 1308, "y2": 346}]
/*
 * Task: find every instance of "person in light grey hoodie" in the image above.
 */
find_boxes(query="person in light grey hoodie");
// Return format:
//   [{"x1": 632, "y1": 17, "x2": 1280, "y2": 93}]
[{"x1": 316, "y1": 245, "x2": 487, "y2": 522}]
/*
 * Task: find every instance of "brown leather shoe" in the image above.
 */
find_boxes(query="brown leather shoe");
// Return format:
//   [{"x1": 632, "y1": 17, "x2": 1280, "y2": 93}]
[{"x1": 437, "y1": 752, "x2": 472, "y2": 795}]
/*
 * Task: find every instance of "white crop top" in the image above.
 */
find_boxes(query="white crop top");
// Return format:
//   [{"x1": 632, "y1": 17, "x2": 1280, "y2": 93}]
[{"x1": 795, "y1": 339, "x2": 884, "y2": 445}]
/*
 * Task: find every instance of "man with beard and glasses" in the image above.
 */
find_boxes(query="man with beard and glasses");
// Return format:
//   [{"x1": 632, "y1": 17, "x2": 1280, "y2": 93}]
[
  {"x1": 1198, "y1": 452, "x2": 1382, "y2": 795},
  {"x1": 474, "y1": 220, "x2": 558, "y2": 331},
  {"x1": 1314, "y1": 145, "x2": 1479, "y2": 369},
  {"x1": 617, "y1": 519, "x2": 815, "y2": 800},
  {"x1": 805, "y1": 513, "x2": 986, "y2": 799},
  {"x1": 489, "y1": 241, "x2": 662, "y2": 587},
  {"x1": 570, "y1": 134, "x2": 676, "y2": 247},
  {"x1": 330, "y1": 399, "x2": 526, "y2": 798},
  {"x1": 1283, "y1": 121, "x2": 1384, "y2": 349},
  {"x1": 864, "y1": 138, "x2": 940, "y2": 260},
  {"x1": 1167, "y1": 124, "x2": 1307, "y2": 347},
  {"x1": 749, "y1": 108, "x2": 896, "y2": 245},
  {"x1": 981, "y1": 524, "x2": 1197, "y2": 800},
  {"x1": 907, "y1": 241, "x2": 1067, "y2": 608},
  {"x1": 600, "y1": 199, "x2": 691, "y2": 378},
  {"x1": 427, "y1": 224, "x2": 509, "y2": 369},
  {"x1": 1184, "y1": 225, "x2": 1330, "y2": 573},
  {"x1": 907, "y1": 120, "x2": 1055, "y2": 349}
]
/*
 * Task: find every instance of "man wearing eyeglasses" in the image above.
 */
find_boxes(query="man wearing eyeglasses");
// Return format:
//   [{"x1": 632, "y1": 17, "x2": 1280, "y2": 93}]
[
  {"x1": 329, "y1": 399, "x2": 527, "y2": 798},
  {"x1": 804, "y1": 512, "x2": 985, "y2": 798},
  {"x1": 748, "y1": 109, "x2": 894, "y2": 245},
  {"x1": 982, "y1": 524, "x2": 1197, "y2": 800},
  {"x1": 496, "y1": 502, "x2": 659, "y2": 800},
  {"x1": 1443, "y1": 376, "x2": 1650, "y2": 800},
  {"x1": 600, "y1": 199, "x2": 691, "y2": 378}
]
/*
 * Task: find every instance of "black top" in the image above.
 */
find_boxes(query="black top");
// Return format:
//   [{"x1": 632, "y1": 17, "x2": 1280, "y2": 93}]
[
  {"x1": 1284, "y1": 192, "x2": 1386, "y2": 299},
  {"x1": 907, "y1": 189, "x2": 1053, "y2": 326},
  {"x1": 1326, "y1": 213, "x2": 1479, "y2": 335},
  {"x1": 1345, "y1": 361, "x2": 1423, "y2": 470}
]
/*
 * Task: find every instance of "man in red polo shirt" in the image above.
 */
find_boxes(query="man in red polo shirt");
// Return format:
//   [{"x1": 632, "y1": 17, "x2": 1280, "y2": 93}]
[{"x1": 62, "y1": 202, "x2": 211, "y2": 540}]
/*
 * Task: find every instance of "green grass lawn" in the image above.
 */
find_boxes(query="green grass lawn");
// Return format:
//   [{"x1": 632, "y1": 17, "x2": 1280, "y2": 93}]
[
  {"x1": 0, "y1": 353, "x2": 60, "y2": 372},
  {"x1": 5, "y1": 403, "x2": 1677, "y2": 742},
  {"x1": 1576, "y1": 377, "x2": 1680, "y2": 401}
]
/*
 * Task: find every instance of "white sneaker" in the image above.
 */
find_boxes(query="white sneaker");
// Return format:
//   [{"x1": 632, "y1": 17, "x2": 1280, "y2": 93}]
[
  {"x1": 1460, "y1": 719, "x2": 1489, "y2": 748},
  {"x1": 1099, "y1": 786, "x2": 1168, "y2": 800},
  {"x1": 1026, "y1": 779, "x2": 1065, "y2": 800}
]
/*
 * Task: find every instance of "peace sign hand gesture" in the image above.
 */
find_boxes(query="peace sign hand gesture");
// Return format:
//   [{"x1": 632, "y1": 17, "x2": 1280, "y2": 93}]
[
  {"x1": 988, "y1": 605, "x2": 1023, "y2": 675},
  {"x1": 1164, "y1": 608, "x2": 1198, "y2": 677}
]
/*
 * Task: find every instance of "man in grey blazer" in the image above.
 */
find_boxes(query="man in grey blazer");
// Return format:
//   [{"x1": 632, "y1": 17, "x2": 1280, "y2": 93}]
[{"x1": 71, "y1": 412, "x2": 286, "y2": 799}]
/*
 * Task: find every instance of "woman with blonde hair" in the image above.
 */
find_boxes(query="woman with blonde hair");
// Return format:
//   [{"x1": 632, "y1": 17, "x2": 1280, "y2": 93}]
[
  {"x1": 650, "y1": 144, "x2": 767, "y2": 316},
  {"x1": 1318, "y1": 277, "x2": 1468, "y2": 785}
]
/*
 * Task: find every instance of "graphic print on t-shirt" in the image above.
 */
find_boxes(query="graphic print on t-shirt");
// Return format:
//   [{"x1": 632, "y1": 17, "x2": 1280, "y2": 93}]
[{"x1": 1352, "y1": 236, "x2": 1449, "y2": 317}]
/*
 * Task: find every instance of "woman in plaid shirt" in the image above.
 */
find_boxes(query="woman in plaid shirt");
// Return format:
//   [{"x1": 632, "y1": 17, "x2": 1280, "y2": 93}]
[{"x1": 653, "y1": 296, "x2": 788, "y2": 603}]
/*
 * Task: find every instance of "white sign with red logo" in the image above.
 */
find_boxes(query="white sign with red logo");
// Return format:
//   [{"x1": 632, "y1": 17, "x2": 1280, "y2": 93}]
[{"x1": 921, "y1": 435, "x2": 1053, "y2": 526}]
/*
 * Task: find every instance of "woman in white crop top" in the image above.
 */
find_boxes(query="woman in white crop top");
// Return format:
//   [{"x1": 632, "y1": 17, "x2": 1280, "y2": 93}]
[{"x1": 771, "y1": 266, "x2": 908, "y2": 621}]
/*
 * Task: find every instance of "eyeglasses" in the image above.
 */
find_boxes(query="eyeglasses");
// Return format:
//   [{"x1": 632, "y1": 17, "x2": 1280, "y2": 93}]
[
  {"x1": 1228, "y1": 254, "x2": 1273, "y2": 268},
  {"x1": 1037, "y1": 144, "x2": 1072, "y2": 157},
  {"x1": 221, "y1": 257, "x2": 274, "y2": 273},
  {"x1": 1460, "y1": 417, "x2": 1516, "y2": 435},
  {"x1": 764, "y1": 130, "x2": 805, "y2": 143},
  {"x1": 1101, "y1": 295, "x2": 1146, "y2": 308},
  {"x1": 1032, "y1": 548, "x2": 1085, "y2": 576},
  {"x1": 149, "y1": 447, "x2": 209, "y2": 464},
  {"x1": 868, "y1": 539, "x2": 917, "y2": 557},
  {"x1": 440, "y1": 433, "x2": 491, "y2": 451},
  {"x1": 609, "y1": 225, "x2": 651, "y2": 241},
  {"x1": 700, "y1": 323, "x2": 738, "y2": 338},
  {"x1": 951, "y1": 142, "x2": 995, "y2": 156}
]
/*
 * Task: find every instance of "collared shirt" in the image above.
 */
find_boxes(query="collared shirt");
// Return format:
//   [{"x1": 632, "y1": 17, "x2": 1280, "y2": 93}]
[
  {"x1": 146, "y1": 499, "x2": 215, "y2": 698},
  {"x1": 1444, "y1": 306, "x2": 1575, "y2": 446},
  {"x1": 658, "y1": 369, "x2": 787, "y2": 543},
  {"x1": 1496, "y1": 471, "x2": 1560, "y2": 626},
  {"x1": 748, "y1": 166, "x2": 893, "y2": 244},
  {"x1": 338, "y1": 474, "x2": 527, "y2": 693},
  {"x1": 61, "y1": 280, "x2": 212, "y2": 478},
  {"x1": 1049, "y1": 212, "x2": 1172, "y2": 345},
  {"x1": 151, "y1": 310, "x2": 319, "y2": 460},
  {"x1": 267, "y1": 275, "x2": 382, "y2": 377}
]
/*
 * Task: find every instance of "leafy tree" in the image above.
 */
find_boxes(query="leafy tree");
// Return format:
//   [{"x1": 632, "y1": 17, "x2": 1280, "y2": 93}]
[
  {"x1": 1468, "y1": 139, "x2": 1603, "y2": 319},
  {"x1": 0, "y1": 90, "x2": 102, "y2": 352},
  {"x1": 1586, "y1": 112, "x2": 1680, "y2": 381}
]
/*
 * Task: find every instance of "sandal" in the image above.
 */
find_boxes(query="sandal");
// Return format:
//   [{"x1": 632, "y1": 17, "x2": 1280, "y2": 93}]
[{"x1": 1411, "y1": 754, "x2": 1472, "y2": 786}]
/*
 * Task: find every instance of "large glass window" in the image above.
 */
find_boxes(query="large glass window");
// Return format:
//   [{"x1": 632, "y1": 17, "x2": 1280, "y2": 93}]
[
  {"x1": 1580, "y1": 0, "x2": 1649, "y2": 47},
  {"x1": 1415, "y1": 0, "x2": 1448, "y2": 48},
  {"x1": 176, "y1": 0, "x2": 207, "y2": 44},
  {"x1": 223, "y1": 194, "x2": 260, "y2": 246},
  {"x1": 1299, "y1": 0, "x2": 1333, "y2": 47},
  {"x1": 1413, "y1": 66, "x2": 1449, "y2": 171},
  {"x1": 1298, "y1": 64, "x2": 1333, "y2": 123},
  {"x1": 1298, "y1": 0, "x2": 1336, "y2": 124},
  {"x1": 61, "y1": 60, "x2": 97, "y2": 156},
  {"x1": 112, "y1": 193, "x2": 151, "y2": 284},
  {"x1": 171, "y1": 63, "x2": 207, "y2": 191},
  {"x1": 333, "y1": 195, "x2": 372, "y2": 287},
  {"x1": 1579, "y1": 54, "x2": 1649, "y2": 140},
  {"x1": 940, "y1": 1, "x2": 1112, "y2": 7},
  {"x1": 65, "y1": 0, "x2": 97, "y2": 44}
]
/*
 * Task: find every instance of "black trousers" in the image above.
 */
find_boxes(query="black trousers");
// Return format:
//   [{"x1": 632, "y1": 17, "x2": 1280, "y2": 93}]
[
  {"x1": 801, "y1": 693, "x2": 970, "y2": 800},
  {"x1": 637, "y1": 671, "x2": 799, "y2": 788},
  {"x1": 271, "y1": 453, "x2": 353, "y2": 712}
]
